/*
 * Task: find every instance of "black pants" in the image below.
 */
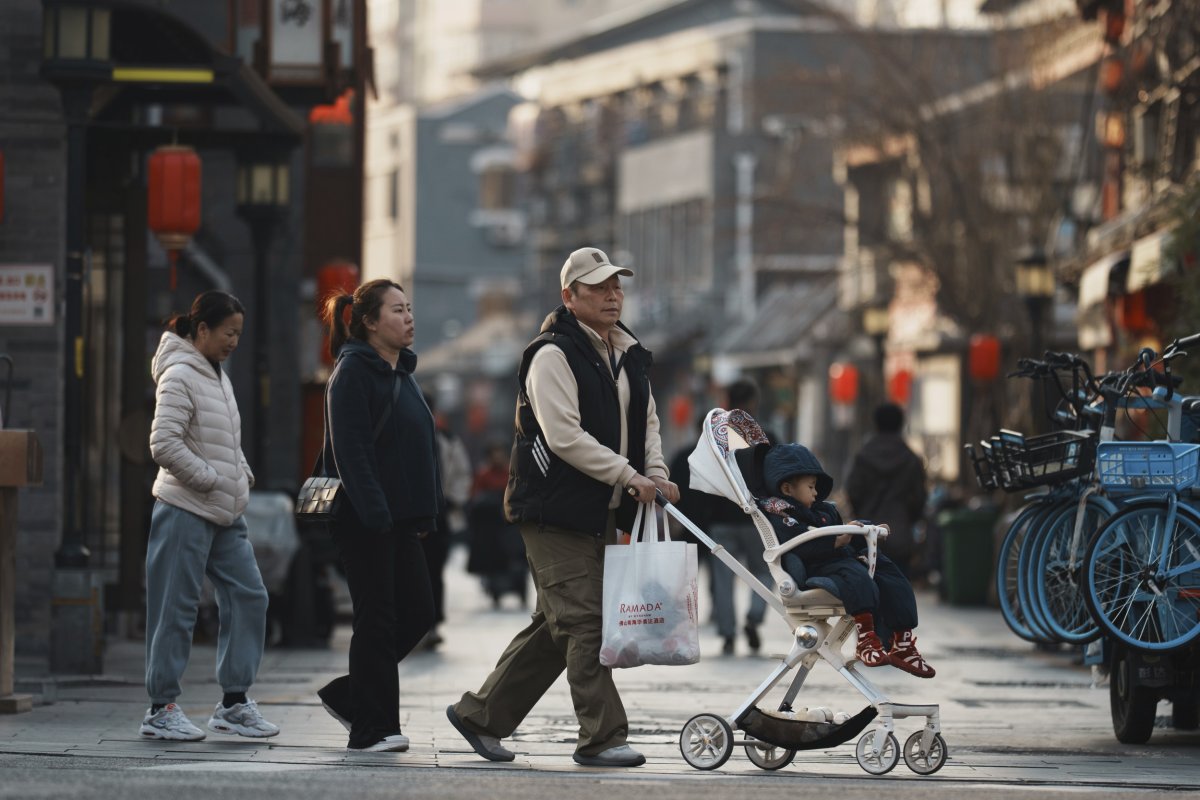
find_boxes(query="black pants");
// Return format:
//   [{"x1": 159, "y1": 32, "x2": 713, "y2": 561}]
[
  {"x1": 812, "y1": 552, "x2": 918, "y2": 644},
  {"x1": 323, "y1": 522, "x2": 435, "y2": 748},
  {"x1": 421, "y1": 513, "x2": 451, "y2": 624}
]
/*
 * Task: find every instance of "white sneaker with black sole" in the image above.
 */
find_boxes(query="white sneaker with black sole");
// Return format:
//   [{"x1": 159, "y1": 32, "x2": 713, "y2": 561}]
[
  {"x1": 349, "y1": 733, "x2": 410, "y2": 753},
  {"x1": 139, "y1": 703, "x2": 206, "y2": 741},
  {"x1": 206, "y1": 699, "x2": 280, "y2": 738}
]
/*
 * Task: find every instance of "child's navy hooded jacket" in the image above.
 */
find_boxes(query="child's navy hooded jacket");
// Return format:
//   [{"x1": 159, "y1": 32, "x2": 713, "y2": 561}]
[{"x1": 762, "y1": 443, "x2": 860, "y2": 563}]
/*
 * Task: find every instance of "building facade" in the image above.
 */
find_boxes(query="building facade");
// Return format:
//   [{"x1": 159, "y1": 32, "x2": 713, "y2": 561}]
[{"x1": 1, "y1": 0, "x2": 369, "y2": 667}]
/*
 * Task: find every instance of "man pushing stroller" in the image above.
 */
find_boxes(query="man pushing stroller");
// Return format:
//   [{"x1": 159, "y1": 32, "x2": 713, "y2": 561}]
[{"x1": 761, "y1": 443, "x2": 935, "y2": 678}]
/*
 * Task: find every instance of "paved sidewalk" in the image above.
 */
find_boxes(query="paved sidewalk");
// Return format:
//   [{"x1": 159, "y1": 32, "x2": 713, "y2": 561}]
[{"x1": 2, "y1": 548, "x2": 1199, "y2": 788}]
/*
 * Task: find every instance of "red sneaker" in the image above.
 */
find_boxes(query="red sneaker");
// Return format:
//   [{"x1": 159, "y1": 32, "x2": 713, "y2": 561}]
[
  {"x1": 889, "y1": 634, "x2": 935, "y2": 678},
  {"x1": 855, "y1": 631, "x2": 890, "y2": 667}
]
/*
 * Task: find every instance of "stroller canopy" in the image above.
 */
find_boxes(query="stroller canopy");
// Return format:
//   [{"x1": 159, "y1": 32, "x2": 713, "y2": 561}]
[{"x1": 687, "y1": 408, "x2": 772, "y2": 512}]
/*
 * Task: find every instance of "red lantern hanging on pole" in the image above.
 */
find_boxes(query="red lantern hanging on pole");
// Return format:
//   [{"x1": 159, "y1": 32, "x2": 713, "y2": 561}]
[
  {"x1": 888, "y1": 368, "x2": 913, "y2": 405},
  {"x1": 968, "y1": 334, "x2": 1001, "y2": 382},
  {"x1": 147, "y1": 145, "x2": 202, "y2": 289},
  {"x1": 317, "y1": 261, "x2": 361, "y2": 365},
  {"x1": 828, "y1": 362, "x2": 859, "y2": 405}
]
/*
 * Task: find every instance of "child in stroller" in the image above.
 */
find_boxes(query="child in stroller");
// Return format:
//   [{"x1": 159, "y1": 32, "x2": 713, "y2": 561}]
[
  {"x1": 761, "y1": 443, "x2": 935, "y2": 678},
  {"x1": 669, "y1": 408, "x2": 946, "y2": 774}
]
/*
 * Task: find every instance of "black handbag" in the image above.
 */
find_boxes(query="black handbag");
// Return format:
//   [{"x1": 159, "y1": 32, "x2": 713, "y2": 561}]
[{"x1": 296, "y1": 374, "x2": 399, "y2": 523}]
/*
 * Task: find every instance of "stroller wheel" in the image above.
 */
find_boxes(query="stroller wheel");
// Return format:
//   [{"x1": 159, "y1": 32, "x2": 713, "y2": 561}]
[
  {"x1": 902, "y1": 730, "x2": 948, "y2": 775},
  {"x1": 744, "y1": 740, "x2": 795, "y2": 770},
  {"x1": 679, "y1": 713, "x2": 733, "y2": 770},
  {"x1": 855, "y1": 729, "x2": 899, "y2": 775}
]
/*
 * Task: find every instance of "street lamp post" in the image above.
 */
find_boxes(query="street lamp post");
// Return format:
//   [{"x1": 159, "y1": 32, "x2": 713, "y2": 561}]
[
  {"x1": 1015, "y1": 249, "x2": 1055, "y2": 434},
  {"x1": 862, "y1": 305, "x2": 890, "y2": 404},
  {"x1": 40, "y1": 2, "x2": 113, "y2": 674},
  {"x1": 236, "y1": 157, "x2": 290, "y2": 487},
  {"x1": 1015, "y1": 249, "x2": 1055, "y2": 358}
]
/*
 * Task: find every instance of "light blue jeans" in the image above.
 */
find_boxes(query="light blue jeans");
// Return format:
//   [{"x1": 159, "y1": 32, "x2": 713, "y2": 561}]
[
  {"x1": 710, "y1": 523, "x2": 770, "y2": 639},
  {"x1": 144, "y1": 500, "x2": 268, "y2": 705}
]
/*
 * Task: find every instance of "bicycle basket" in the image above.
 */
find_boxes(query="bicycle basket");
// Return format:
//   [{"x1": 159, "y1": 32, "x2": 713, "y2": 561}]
[
  {"x1": 965, "y1": 443, "x2": 997, "y2": 491},
  {"x1": 1096, "y1": 441, "x2": 1200, "y2": 492},
  {"x1": 986, "y1": 429, "x2": 1096, "y2": 491}
]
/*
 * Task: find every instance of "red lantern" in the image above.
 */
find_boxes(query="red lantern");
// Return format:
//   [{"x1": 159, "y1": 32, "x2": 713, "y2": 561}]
[
  {"x1": 147, "y1": 145, "x2": 202, "y2": 288},
  {"x1": 888, "y1": 369, "x2": 913, "y2": 405},
  {"x1": 309, "y1": 89, "x2": 354, "y2": 125},
  {"x1": 968, "y1": 334, "x2": 1001, "y2": 382},
  {"x1": 670, "y1": 394, "x2": 694, "y2": 429},
  {"x1": 1117, "y1": 291, "x2": 1150, "y2": 333},
  {"x1": 828, "y1": 362, "x2": 859, "y2": 405},
  {"x1": 317, "y1": 261, "x2": 361, "y2": 365}
]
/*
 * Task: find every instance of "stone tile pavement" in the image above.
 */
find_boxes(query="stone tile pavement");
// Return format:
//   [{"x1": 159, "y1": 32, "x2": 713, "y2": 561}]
[{"x1": 3, "y1": 549, "x2": 1199, "y2": 788}]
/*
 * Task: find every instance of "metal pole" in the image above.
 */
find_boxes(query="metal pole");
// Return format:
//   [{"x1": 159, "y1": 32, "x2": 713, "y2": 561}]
[
  {"x1": 56, "y1": 85, "x2": 91, "y2": 569},
  {"x1": 252, "y1": 222, "x2": 271, "y2": 486}
]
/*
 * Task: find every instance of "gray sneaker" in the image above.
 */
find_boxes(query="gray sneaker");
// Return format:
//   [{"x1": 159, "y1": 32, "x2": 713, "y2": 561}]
[
  {"x1": 445, "y1": 705, "x2": 515, "y2": 762},
  {"x1": 139, "y1": 703, "x2": 206, "y2": 741},
  {"x1": 207, "y1": 699, "x2": 280, "y2": 738},
  {"x1": 573, "y1": 744, "x2": 646, "y2": 767}
]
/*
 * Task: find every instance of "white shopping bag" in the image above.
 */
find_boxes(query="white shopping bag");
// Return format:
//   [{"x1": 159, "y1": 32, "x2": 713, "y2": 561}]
[{"x1": 600, "y1": 502, "x2": 700, "y2": 668}]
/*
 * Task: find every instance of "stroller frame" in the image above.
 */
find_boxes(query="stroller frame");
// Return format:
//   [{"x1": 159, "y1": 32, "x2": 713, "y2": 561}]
[{"x1": 664, "y1": 409, "x2": 946, "y2": 774}]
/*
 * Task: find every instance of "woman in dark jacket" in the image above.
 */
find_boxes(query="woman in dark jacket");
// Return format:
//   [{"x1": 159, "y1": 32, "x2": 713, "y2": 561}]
[{"x1": 315, "y1": 279, "x2": 442, "y2": 752}]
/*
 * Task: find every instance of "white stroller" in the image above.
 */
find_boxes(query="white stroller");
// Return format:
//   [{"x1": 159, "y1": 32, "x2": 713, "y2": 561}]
[{"x1": 661, "y1": 409, "x2": 946, "y2": 774}]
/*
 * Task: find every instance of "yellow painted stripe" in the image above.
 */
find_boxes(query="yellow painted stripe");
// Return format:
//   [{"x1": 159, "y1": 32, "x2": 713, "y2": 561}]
[{"x1": 111, "y1": 67, "x2": 214, "y2": 84}]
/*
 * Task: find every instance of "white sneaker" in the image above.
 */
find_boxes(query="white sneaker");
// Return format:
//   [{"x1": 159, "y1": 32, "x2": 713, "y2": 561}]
[
  {"x1": 206, "y1": 699, "x2": 280, "y2": 738},
  {"x1": 139, "y1": 703, "x2": 206, "y2": 741},
  {"x1": 349, "y1": 733, "x2": 410, "y2": 752}
]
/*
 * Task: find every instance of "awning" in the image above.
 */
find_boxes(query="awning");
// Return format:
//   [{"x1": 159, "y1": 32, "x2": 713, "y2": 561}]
[
  {"x1": 417, "y1": 310, "x2": 538, "y2": 376},
  {"x1": 715, "y1": 280, "x2": 843, "y2": 369},
  {"x1": 1078, "y1": 250, "x2": 1129, "y2": 309},
  {"x1": 1127, "y1": 229, "x2": 1177, "y2": 293},
  {"x1": 1076, "y1": 250, "x2": 1128, "y2": 350}
]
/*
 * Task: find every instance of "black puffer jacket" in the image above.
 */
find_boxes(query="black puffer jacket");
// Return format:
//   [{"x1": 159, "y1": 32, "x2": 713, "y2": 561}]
[
  {"x1": 844, "y1": 433, "x2": 927, "y2": 542},
  {"x1": 323, "y1": 339, "x2": 443, "y2": 534}
]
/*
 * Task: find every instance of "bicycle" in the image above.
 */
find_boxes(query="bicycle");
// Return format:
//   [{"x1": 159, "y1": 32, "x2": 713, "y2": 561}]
[
  {"x1": 1083, "y1": 333, "x2": 1200, "y2": 654},
  {"x1": 968, "y1": 353, "x2": 1111, "y2": 645}
]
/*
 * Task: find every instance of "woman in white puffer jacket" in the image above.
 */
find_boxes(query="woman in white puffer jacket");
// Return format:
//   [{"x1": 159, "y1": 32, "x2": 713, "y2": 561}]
[{"x1": 139, "y1": 291, "x2": 279, "y2": 744}]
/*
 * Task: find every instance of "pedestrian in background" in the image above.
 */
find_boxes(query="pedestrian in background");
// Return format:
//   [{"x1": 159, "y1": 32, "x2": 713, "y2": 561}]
[
  {"x1": 708, "y1": 378, "x2": 774, "y2": 655},
  {"x1": 142, "y1": 290, "x2": 278, "y2": 742},
  {"x1": 315, "y1": 279, "x2": 441, "y2": 753},
  {"x1": 845, "y1": 403, "x2": 928, "y2": 580},
  {"x1": 446, "y1": 246, "x2": 678, "y2": 768},
  {"x1": 420, "y1": 392, "x2": 472, "y2": 650},
  {"x1": 466, "y1": 441, "x2": 527, "y2": 608}
]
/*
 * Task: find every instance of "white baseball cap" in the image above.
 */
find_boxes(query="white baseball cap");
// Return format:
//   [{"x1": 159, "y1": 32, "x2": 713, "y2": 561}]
[{"x1": 560, "y1": 247, "x2": 634, "y2": 290}]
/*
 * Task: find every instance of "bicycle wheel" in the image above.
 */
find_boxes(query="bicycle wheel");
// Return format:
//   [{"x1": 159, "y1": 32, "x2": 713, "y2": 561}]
[
  {"x1": 1085, "y1": 501, "x2": 1200, "y2": 652},
  {"x1": 1033, "y1": 495, "x2": 1117, "y2": 644},
  {"x1": 1016, "y1": 502, "x2": 1063, "y2": 642},
  {"x1": 995, "y1": 499, "x2": 1059, "y2": 643},
  {"x1": 1015, "y1": 500, "x2": 1068, "y2": 642}
]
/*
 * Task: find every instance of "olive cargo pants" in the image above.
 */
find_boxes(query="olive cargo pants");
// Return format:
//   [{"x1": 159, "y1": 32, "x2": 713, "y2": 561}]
[{"x1": 453, "y1": 514, "x2": 628, "y2": 757}]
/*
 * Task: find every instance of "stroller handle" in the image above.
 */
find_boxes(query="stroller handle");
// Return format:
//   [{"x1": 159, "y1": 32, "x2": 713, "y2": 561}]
[{"x1": 763, "y1": 524, "x2": 889, "y2": 578}]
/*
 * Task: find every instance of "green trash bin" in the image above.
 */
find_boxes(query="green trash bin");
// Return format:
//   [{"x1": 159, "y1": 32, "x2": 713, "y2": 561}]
[{"x1": 937, "y1": 507, "x2": 999, "y2": 606}]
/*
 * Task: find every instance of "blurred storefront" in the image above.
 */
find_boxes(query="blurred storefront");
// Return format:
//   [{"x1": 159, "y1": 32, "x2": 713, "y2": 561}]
[{"x1": 0, "y1": 0, "x2": 370, "y2": 669}]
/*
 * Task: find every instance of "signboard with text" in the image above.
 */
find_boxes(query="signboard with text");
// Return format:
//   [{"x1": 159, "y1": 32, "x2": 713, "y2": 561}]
[
  {"x1": 0, "y1": 265, "x2": 54, "y2": 325},
  {"x1": 270, "y1": 0, "x2": 323, "y2": 81}
]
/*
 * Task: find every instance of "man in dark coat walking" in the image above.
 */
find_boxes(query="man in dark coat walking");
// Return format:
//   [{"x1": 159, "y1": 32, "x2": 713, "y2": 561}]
[{"x1": 844, "y1": 403, "x2": 928, "y2": 579}]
